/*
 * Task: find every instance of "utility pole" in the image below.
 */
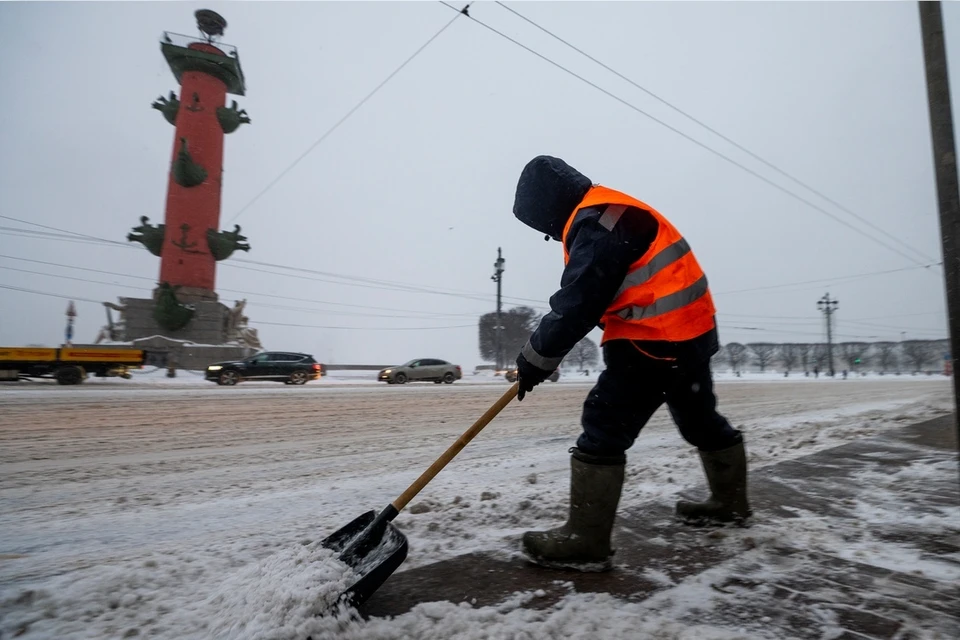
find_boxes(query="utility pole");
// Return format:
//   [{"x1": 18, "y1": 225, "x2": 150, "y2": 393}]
[
  {"x1": 817, "y1": 293, "x2": 838, "y2": 377},
  {"x1": 919, "y1": 1, "x2": 960, "y2": 435},
  {"x1": 65, "y1": 300, "x2": 76, "y2": 347},
  {"x1": 491, "y1": 247, "x2": 505, "y2": 370}
]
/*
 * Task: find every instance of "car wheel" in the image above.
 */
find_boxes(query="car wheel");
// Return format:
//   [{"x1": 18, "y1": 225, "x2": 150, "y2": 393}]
[
  {"x1": 218, "y1": 370, "x2": 240, "y2": 386},
  {"x1": 394, "y1": 372, "x2": 407, "y2": 384},
  {"x1": 289, "y1": 371, "x2": 309, "y2": 385},
  {"x1": 55, "y1": 366, "x2": 84, "y2": 385},
  {"x1": 443, "y1": 372, "x2": 456, "y2": 384}
]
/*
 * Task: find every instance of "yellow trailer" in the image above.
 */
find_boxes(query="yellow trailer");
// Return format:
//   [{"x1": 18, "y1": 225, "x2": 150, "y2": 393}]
[{"x1": 0, "y1": 346, "x2": 146, "y2": 385}]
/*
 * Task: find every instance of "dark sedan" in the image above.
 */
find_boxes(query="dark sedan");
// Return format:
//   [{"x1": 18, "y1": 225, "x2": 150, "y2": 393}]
[{"x1": 205, "y1": 351, "x2": 322, "y2": 386}]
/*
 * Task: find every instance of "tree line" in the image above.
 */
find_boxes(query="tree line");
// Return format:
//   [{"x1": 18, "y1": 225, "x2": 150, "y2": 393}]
[
  {"x1": 478, "y1": 307, "x2": 949, "y2": 376},
  {"x1": 478, "y1": 306, "x2": 600, "y2": 371},
  {"x1": 715, "y1": 339, "x2": 950, "y2": 375}
]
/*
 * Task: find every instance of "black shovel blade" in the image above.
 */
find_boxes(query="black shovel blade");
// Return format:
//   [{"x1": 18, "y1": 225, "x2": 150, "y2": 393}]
[{"x1": 321, "y1": 510, "x2": 408, "y2": 608}]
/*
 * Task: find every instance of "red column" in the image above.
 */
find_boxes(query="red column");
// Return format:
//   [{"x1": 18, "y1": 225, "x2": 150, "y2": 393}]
[{"x1": 159, "y1": 43, "x2": 227, "y2": 295}]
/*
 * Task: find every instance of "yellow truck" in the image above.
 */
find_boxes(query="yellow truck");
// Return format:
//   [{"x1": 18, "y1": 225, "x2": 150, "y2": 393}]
[{"x1": 0, "y1": 346, "x2": 146, "y2": 385}]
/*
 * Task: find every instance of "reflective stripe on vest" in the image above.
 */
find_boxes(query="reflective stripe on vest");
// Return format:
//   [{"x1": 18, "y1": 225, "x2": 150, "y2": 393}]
[
  {"x1": 613, "y1": 237, "x2": 691, "y2": 299},
  {"x1": 562, "y1": 185, "x2": 716, "y2": 344},
  {"x1": 615, "y1": 274, "x2": 709, "y2": 321}
]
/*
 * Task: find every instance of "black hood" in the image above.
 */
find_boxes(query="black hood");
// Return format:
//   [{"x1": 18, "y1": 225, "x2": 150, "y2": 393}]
[
  {"x1": 210, "y1": 359, "x2": 244, "y2": 367},
  {"x1": 513, "y1": 156, "x2": 592, "y2": 241}
]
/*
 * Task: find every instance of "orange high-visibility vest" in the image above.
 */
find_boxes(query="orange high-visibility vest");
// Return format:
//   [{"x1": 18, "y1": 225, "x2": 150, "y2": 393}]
[{"x1": 562, "y1": 185, "x2": 717, "y2": 344}]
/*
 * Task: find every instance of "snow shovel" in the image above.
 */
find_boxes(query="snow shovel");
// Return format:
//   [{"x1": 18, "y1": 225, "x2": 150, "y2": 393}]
[{"x1": 322, "y1": 382, "x2": 520, "y2": 608}]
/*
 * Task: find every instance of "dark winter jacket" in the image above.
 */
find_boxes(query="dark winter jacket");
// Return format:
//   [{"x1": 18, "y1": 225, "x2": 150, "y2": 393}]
[{"x1": 512, "y1": 156, "x2": 719, "y2": 371}]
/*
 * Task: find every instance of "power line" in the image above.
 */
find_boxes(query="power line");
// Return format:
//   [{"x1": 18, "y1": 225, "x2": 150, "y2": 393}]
[
  {"x1": 723, "y1": 325, "x2": 886, "y2": 340},
  {"x1": 713, "y1": 263, "x2": 941, "y2": 296},
  {"x1": 230, "y1": 257, "x2": 548, "y2": 307},
  {"x1": 4, "y1": 271, "x2": 940, "y2": 339},
  {"x1": 249, "y1": 320, "x2": 476, "y2": 331},
  {"x1": 440, "y1": 1, "x2": 932, "y2": 267},
  {"x1": 0, "y1": 263, "x2": 480, "y2": 320},
  {"x1": 0, "y1": 214, "x2": 546, "y2": 308},
  {"x1": 0, "y1": 266, "x2": 149, "y2": 291},
  {"x1": 0, "y1": 282, "x2": 478, "y2": 331},
  {"x1": 0, "y1": 215, "x2": 128, "y2": 246},
  {"x1": 494, "y1": 1, "x2": 938, "y2": 265},
  {"x1": 226, "y1": 6, "x2": 470, "y2": 224},
  {"x1": 3, "y1": 215, "x2": 941, "y2": 319},
  {"x1": 0, "y1": 284, "x2": 101, "y2": 304},
  {"x1": 0, "y1": 254, "x2": 480, "y2": 317}
]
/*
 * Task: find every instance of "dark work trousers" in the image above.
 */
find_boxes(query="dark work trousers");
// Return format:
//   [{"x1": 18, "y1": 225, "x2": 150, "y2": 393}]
[{"x1": 576, "y1": 338, "x2": 741, "y2": 456}]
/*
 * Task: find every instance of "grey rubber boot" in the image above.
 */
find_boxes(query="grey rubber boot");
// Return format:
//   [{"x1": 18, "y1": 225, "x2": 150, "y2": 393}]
[
  {"x1": 521, "y1": 448, "x2": 625, "y2": 572},
  {"x1": 676, "y1": 440, "x2": 751, "y2": 525}
]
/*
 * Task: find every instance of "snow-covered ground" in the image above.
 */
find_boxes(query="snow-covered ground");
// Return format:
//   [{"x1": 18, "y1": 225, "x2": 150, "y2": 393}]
[{"x1": 0, "y1": 376, "x2": 954, "y2": 639}]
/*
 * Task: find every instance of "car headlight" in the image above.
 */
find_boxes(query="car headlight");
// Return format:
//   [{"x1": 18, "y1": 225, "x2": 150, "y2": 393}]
[
  {"x1": 383, "y1": 369, "x2": 392, "y2": 374},
  {"x1": 207, "y1": 365, "x2": 222, "y2": 371}
]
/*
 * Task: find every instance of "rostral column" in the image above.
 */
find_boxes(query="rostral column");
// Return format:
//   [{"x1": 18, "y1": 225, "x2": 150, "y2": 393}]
[{"x1": 130, "y1": 9, "x2": 251, "y2": 330}]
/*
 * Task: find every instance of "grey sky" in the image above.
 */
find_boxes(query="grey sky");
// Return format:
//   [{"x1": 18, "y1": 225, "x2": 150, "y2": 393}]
[{"x1": 1, "y1": 1, "x2": 957, "y2": 368}]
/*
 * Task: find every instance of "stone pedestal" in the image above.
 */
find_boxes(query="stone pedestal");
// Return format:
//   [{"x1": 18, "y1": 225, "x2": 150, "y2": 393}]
[
  {"x1": 130, "y1": 335, "x2": 256, "y2": 370},
  {"x1": 120, "y1": 296, "x2": 230, "y2": 345}
]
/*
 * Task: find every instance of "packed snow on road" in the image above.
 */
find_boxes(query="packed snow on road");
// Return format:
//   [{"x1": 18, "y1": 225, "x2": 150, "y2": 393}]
[{"x1": 0, "y1": 373, "x2": 955, "y2": 639}]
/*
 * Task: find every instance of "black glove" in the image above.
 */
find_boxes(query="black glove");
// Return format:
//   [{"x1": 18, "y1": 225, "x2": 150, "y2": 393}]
[{"x1": 515, "y1": 352, "x2": 553, "y2": 401}]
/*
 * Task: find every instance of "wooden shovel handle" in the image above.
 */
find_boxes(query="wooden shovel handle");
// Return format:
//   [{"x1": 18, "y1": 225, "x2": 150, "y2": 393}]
[{"x1": 391, "y1": 383, "x2": 519, "y2": 513}]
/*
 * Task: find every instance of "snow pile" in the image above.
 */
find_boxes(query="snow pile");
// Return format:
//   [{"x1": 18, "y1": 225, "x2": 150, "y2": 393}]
[
  {"x1": 296, "y1": 587, "x2": 761, "y2": 640},
  {"x1": 203, "y1": 543, "x2": 357, "y2": 640},
  {"x1": 0, "y1": 543, "x2": 358, "y2": 639}
]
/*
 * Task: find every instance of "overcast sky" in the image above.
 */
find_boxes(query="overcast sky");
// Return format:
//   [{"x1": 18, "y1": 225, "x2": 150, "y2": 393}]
[{"x1": 1, "y1": 0, "x2": 958, "y2": 368}]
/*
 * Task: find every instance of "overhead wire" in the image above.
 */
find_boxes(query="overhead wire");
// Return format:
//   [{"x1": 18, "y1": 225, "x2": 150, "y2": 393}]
[
  {"x1": 0, "y1": 254, "x2": 485, "y2": 318},
  {"x1": 493, "y1": 1, "x2": 937, "y2": 265},
  {"x1": 712, "y1": 263, "x2": 941, "y2": 296},
  {"x1": 226, "y1": 5, "x2": 471, "y2": 224},
  {"x1": 1, "y1": 214, "x2": 552, "y2": 308},
  {"x1": 0, "y1": 282, "x2": 476, "y2": 331},
  {"x1": 439, "y1": 1, "x2": 932, "y2": 268},
  {"x1": 0, "y1": 263, "x2": 482, "y2": 321},
  {"x1": 4, "y1": 261, "x2": 944, "y2": 339},
  {"x1": 253, "y1": 320, "x2": 476, "y2": 331},
  {"x1": 2, "y1": 216, "x2": 945, "y2": 320}
]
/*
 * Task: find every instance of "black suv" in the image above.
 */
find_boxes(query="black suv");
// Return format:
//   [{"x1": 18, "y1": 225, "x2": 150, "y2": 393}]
[{"x1": 205, "y1": 352, "x2": 322, "y2": 386}]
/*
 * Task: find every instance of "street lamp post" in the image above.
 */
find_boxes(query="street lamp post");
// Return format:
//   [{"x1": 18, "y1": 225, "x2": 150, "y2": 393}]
[{"x1": 491, "y1": 248, "x2": 505, "y2": 370}]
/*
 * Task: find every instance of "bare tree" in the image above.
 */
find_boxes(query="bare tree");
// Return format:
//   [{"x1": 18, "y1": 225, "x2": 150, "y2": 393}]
[
  {"x1": 796, "y1": 343, "x2": 812, "y2": 374},
  {"x1": 566, "y1": 337, "x2": 599, "y2": 372},
  {"x1": 837, "y1": 342, "x2": 871, "y2": 371},
  {"x1": 780, "y1": 343, "x2": 799, "y2": 376},
  {"x1": 712, "y1": 344, "x2": 728, "y2": 370},
  {"x1": 872, "y1": 342, "x2": 898, "y2": 374},
  {"x1": 725, "y1": 342, "x2": 748, "y2": 374},
  {"x1": 813, "y1": 343, "x2": 830, "y2": 372},
  {"x1": 478, "y1": 306, "x2": 540, "y2": 364},
  {"x1": 747, "y1": 342, "x2": 778, "y2": 373},
  {"x1": 901, "y1": 340, "x2": 936, "y2": 373}
]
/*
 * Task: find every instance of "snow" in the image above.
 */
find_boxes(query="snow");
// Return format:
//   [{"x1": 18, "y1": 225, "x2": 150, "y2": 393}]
[{"x1": 0, "y1": 377, "x2": 955, "y2": 639}]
